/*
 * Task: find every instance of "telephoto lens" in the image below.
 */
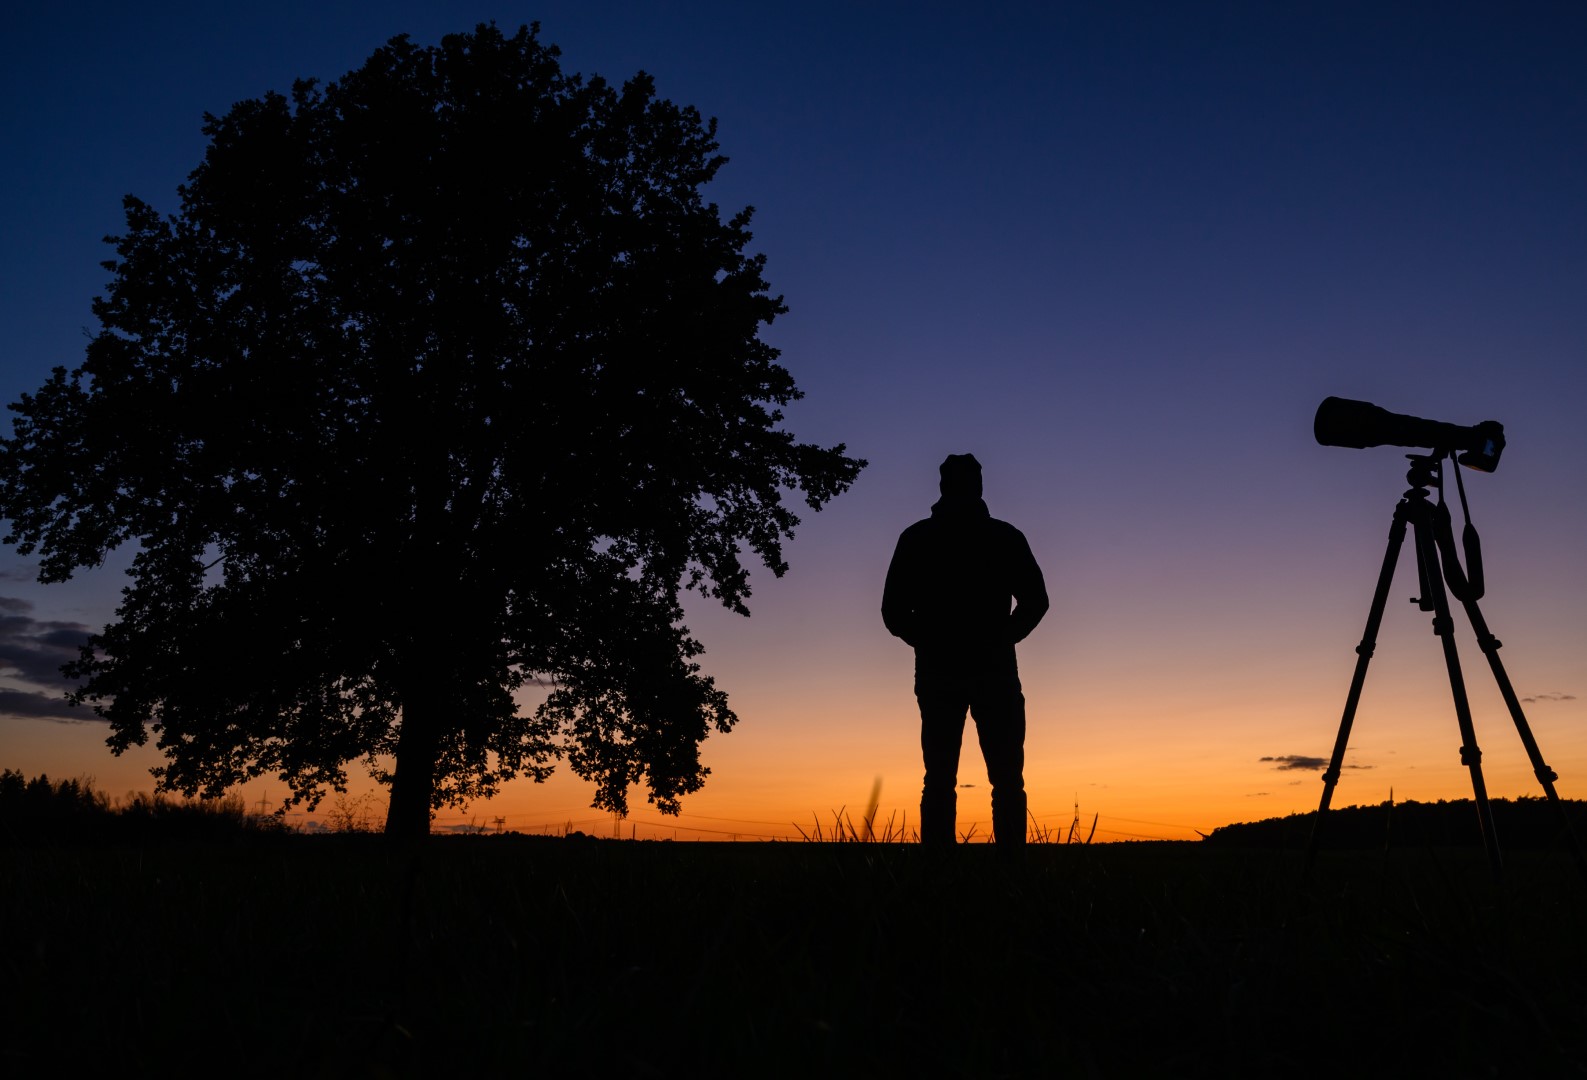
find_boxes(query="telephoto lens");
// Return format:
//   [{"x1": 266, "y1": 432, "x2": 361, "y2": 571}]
[{"x1": 1314, "y1": 397, "x2": 1504, "y2": 471}]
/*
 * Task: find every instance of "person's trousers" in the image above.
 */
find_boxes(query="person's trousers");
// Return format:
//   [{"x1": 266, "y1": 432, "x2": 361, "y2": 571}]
[{"x1": 917, "y1": 671, "x2": 1026, "y2": 847}]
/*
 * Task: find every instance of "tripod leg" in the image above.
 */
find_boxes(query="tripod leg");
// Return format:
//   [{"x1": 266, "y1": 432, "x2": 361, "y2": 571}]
[
  {"x1": 1414, "y1": 513, "x2": 1504, "y2": 880},
  {"x1": 1458, "y1": 595, "x2": 1587, "y2": 883},
  {"x1": 1308, "y1": 501, "x2": 1409, "y2": 870}
]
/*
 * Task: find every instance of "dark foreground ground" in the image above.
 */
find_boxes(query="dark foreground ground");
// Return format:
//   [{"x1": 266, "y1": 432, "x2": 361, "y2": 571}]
[{"x1": 5, "y1": 837, "x2": 1586, "y2": 1078}]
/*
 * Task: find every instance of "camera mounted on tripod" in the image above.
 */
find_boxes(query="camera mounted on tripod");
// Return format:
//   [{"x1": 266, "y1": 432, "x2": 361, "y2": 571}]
[
  {"x1": 1306, "y1": 395, "x2": 1587, "y2": 884},
  {"x1": 1314, "y1": 396, "x2": 1499, "y2": 602}
]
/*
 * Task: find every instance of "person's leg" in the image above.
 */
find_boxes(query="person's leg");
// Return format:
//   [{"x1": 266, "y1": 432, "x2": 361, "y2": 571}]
[
  {"x1": 972, "y1": 681, "x2": 1027, "y2": 848},
  {"x1": 918, "y1": 684, "x2": 969, "y2": 847}
]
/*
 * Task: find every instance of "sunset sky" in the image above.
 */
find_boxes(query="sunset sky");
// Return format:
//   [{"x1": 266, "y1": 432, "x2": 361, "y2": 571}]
[{"x1": 4, "y1": 2, "x2": 1585, "y2": 840}]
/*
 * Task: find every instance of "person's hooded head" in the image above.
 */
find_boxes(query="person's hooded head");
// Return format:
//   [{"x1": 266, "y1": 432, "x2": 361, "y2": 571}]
[{"x1": 938, "y1": 453, "x2": 983, "y2": 501}]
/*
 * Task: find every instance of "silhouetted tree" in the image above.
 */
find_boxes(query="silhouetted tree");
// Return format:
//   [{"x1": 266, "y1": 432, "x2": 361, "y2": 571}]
[{"x1": 0, "y1": 24, "x2": 863, "y2": 837}]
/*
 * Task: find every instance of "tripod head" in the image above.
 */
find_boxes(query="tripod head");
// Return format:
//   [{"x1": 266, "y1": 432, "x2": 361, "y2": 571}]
[
  {"x1": 1397, "y1": 450, "x2": 1485, "y2": 604},
  {"x1": 1402, "y1": 451, "x2": 1444, "y2": 495}
]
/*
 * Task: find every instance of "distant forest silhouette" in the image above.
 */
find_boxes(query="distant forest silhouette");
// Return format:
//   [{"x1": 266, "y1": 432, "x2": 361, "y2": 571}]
[
  {"x1": 1207, "y1": 795, "x2": 1587, "y2": 850},
  {"x1": 0, "y1": 770, "x2": 291, "y2": 842}
]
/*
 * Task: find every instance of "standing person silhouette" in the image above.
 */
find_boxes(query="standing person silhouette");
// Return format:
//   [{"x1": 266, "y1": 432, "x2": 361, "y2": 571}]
[{"x1": 882, "y1": 454, "x2": 1049, "y2": 849}]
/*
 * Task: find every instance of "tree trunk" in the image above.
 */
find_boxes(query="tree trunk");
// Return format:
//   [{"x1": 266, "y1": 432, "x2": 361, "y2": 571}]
[
  {"x1": 385, "y1": 688, "x2": 440, "y2": 838},
  {"x1": 386, "y1": 449, "x2": 452, "y2": 839}
]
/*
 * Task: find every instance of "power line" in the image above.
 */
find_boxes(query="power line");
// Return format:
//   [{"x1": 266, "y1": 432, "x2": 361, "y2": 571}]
[
  {"x1": 658, "y1": 811, "x2": 807, "y2": 827},
  {"x1": 624, "y1": 816, "x2": 792, "y2": 840}
]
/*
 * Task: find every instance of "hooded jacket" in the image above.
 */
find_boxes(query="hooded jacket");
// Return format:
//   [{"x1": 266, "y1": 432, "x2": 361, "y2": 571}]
[{"x1": 881, "y1": 494, "x2": 1048, "y2": 669}]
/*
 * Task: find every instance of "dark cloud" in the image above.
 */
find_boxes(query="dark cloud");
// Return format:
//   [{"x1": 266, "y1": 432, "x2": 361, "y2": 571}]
[
  {"x1": 1521, "y1": 691, "x2": 1577, "y2": 704},
  {"x1": 0, "y1": 567, "x2": 37, "y2": 583},
  {"x1": 1260, "y1": 754, "x2": 1374, "y2": 772},
  {"x1": 0, "y1": 687, "x2": 88, "y2": 722},
  {"x1": 35, "y1": 627, "x2": 89, "y2": 649},
  {"x1": 0, "y1": 596, "x2": 93, "y2": 717},
  {"x1": 1261, "y1": 754, "x2": 1325, "y2": 771}
]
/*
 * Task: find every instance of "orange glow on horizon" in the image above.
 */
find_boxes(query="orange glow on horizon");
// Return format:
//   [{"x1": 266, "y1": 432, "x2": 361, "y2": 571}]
[{"x1": 7, "y1": 508, "x2": 1583, "y2": 845}]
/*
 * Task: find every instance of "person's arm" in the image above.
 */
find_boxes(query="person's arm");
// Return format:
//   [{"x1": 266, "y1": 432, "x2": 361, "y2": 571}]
[
  {"x1": 1007, "y1": 531, "x2": 1048, "y2": 644},
  {"x1": 882, "y1": 533, "x2": 920, "y2": 647}
]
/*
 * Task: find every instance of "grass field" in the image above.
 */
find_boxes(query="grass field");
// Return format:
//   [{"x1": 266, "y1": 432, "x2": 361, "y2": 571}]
[{"x1": 6, "y1": 836, "x2": 1586, "y2": 1077}]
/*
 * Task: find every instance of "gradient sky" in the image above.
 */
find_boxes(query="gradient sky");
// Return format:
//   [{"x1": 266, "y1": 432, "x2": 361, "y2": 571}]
[{"x1": 4, "y1": 2, "x2": 1585, "y2": 840}]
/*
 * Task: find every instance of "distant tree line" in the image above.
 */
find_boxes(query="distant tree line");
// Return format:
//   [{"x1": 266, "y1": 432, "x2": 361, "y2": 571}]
[
  {"x1": 1204, "y1": 796, "x2": 1587, "y2": 850},
  {"x1": 0, "y1": 770, "x2": 287, "y2": 843}
]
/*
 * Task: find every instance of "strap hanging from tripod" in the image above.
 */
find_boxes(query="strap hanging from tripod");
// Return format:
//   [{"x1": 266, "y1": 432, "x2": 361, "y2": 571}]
[{"x1": 1435, "y1": 451, "x2": 1485, "y2": 601}]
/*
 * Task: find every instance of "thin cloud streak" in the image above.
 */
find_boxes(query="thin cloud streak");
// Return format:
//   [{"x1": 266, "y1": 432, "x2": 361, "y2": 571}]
[
  {"x1": 1260, "y1": 754, "x2": 1373, "y2": 772},
  {"x1": 0, "y1": 687, "x2": 88, "y2": 722}
]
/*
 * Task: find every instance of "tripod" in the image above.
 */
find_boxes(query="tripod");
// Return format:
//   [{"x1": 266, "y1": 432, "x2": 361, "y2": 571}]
[{"x1": 1307, "y1": 452, "x2": 1587, "y2": 882}]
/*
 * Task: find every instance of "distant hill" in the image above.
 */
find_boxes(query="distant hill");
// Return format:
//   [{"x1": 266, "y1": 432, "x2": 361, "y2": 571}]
[{"x1": 1205, "y1": 796, "x2": 1587, "y2": 850}]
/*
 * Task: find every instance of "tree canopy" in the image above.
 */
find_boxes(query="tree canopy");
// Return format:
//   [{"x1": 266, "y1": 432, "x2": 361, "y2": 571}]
[{"x1": 0, "y1": 23, "x2": 864, "y2": 836}]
